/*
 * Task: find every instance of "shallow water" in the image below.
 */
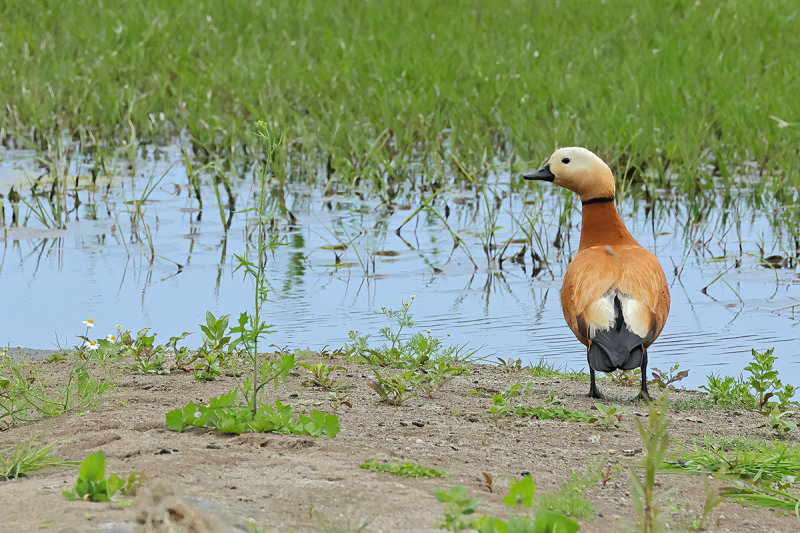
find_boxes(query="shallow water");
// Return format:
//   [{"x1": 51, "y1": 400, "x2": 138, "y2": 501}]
[{"x1": 2, "y1": 146, "x2": 799, "y2": 387}]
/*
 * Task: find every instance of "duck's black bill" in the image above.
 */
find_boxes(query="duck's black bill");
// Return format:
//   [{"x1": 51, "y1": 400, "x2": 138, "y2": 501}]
[{"x1": 523, "y1": 163, "x2": 555, "y2": 181}]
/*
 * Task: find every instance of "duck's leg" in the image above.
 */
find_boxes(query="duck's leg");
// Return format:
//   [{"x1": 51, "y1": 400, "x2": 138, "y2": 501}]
[
  {"x1": 588, "y1": 348, "x2": 602, "y2": 398},
  {"x1": 635, "y1": 347, "x2": 650, "y2": 401}
]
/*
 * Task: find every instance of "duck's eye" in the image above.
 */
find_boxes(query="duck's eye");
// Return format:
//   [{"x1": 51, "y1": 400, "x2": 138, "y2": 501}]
[{"x1": 561, "y1": 157, "x2": 571, "y2": 164}]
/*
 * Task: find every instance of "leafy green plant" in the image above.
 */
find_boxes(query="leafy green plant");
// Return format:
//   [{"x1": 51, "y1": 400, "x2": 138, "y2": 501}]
[
  {"x1": 344, "y1": 299, "x2": 480, "y2": 369},
  {"x1": 745, "y1": 348, "x2": 783, "y2": 408},
  {"x1": 434, "y1": 479, "x2": 580, "y2": 533},
  {"x1": 360, "y1": 459, "x2": 448, "y2": 478},
  {"x1": 165, "y1": 390, "x2": 339, "y2": 437},
  {"x1": 1, "y1": 436, "x2": 75, "y2": 480},
  {"x1": 761, "y1": 406, "x2": 798, "y2": 438},
  {"x1": 503, "y1": 475, "x2": 535, "y2": 508},
  {"x1": 368, "y1": 370, "x2": 420, "y2": 406},
  {"x1": 1, "y1": 358, "x2": 113, "y2": 426},
  {"x1": 630, "y1": 391, "x2": 670, "y2": 533},
  {"x1": 497, "y1": 356, "x2": 526, "y2": 373},
  {"x1": 589, "y1": 403, "x2": 626, "y2": 428},
  {"x1": 193, "y1": 311, "x2": 232, "y2": 380},
  {"x1": 230, "y1": 121, "x2": 286, "y2": 414},
  {"x1": 483, "y1": 383, "x2": 593, "y2": 423},
  {"x1": 299, "y1": 362, "x2": 345, "y2": 390},
  {"x1": 606, "y1": 368, "x2": 641, "y2": 387},
  {"x1": 700, "y1": 374, "x2": 747, "y2": 405},
  {"x1": 485, "y1": 383, "x2": 535, "y2": 418},
  {"x1": 433, "y1": 485, "x2": 480, "y2": 531},
  {"x1": 418, "y1": 360, "x2": 466, "y2": 398},
  {"x1": 328, "y1": 389, "x2": 353, "y2": 409},
  {"x1": 700, "y1": 348, "x2": 797, "y2": 410},
  {"x1": 63, "y1": 450, "x2": 140, "y2": 503},
  {"x1": 650, "y1": 363, "x2": 689, "y2": 390},
  {"x1": 535, "y1": 469, "x2": 598, "y2": 519}
]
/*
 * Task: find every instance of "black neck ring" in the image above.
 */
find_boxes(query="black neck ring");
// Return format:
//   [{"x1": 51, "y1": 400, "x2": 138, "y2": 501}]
[{"x1": 581, "y1": 196, "x2": 615, "y2": 206}]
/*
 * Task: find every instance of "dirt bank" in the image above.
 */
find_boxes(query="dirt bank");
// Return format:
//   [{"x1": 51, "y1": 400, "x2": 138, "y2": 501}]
[{"x1": 0, "y1": 356, "x2": 797, "y2": 532}]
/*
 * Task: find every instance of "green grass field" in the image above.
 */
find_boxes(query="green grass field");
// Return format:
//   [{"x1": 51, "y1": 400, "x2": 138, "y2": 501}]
[{"x1": 2, "y1": 0, "x2": 799, "y2": 190}]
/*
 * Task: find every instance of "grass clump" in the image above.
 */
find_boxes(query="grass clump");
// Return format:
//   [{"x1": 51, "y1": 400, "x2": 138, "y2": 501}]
[
  {"x1": 664, "y1": 436, "x2": 800, "y2": 516},
  {"x1": 360, "y1": 459, "x2": 448, "y2": 479},
  {"x1": 664, "y1": 437, "x2": 800, "y2": 484},
  {"x1": 0, "y1": 355, "x2": 113, "y2": 428},
  {"x1": 0, "y1": 436, "x2": 75, "y2": 480},
  {"x1": 527, "y1": 359, "x2": 589, "y2": 381}
]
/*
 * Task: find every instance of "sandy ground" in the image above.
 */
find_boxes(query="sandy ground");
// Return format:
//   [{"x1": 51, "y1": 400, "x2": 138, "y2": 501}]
[{"x1": 1, "y1": 355, "x2": 798, "y2": 533}]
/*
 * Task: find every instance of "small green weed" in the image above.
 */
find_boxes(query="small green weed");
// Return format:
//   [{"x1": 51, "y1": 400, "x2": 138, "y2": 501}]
[
  {"x1": 719, "y1": 482, "x2": 800, "y2": 515},
  {"x1": 484, "y1": 383, "x2": 592, "y2": 423},
  {"x1": 63, "y1": 450, "x2": 141, "y2": 503},
  {"x1": 606, "y1": 368, "x2": 641, "y2": 387},
  {"x1": 165, "y1": 390, "x2": 339, "y2": 437},
  {"x1": 193, "y1": 311, "x2": 233, "y2": 380},
  {"x1": 630, "y1": 391, "x2": 670, "y2": 533},
  {"x1": 299, "y1": 362, "x2": 345, "y2": 390},
  {"x1": 485, "y1": 383, "x2": 535, "y2": 419},
  {"x1": 360, "y1": 459, "x2": 448, "y2": 478},
  {"x1": 650, "y1": 363, "x2": 689, "y2": 391},
  {"x1": 432, "y1": 485, "x2": 480, "y2": 531},
  {"x1": 761, "y1": 406, "x2": 798, "y2": 438},
  {"x1": 497, "y1": 356, "x2": 526, "y2": 373},
  {"x1": 535, "y1": 469, "x2": 598, "y2": 519},
  {"x1": 589, "y1": 403, "x2": 626, "y2": 428},
  {"x1": 368, "y1": 370, "x2": 420, "y2": 406},
  {"x1": 434, "y1": 479, "x2": 579, "y2": 533},
  {"x1": 344, "y1": 298, "x2": 480, "y2": 369}
]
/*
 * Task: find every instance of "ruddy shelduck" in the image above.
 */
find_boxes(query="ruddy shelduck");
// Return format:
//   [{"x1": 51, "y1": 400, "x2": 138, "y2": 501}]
[{"x1": 524, "y1": 147, "x2": 670, "y2": 399}]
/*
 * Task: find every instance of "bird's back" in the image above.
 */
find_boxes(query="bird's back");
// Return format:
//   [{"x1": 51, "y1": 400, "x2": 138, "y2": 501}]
[{"x1": 561, "y1": 242, "x2": 669, "y2": 368}]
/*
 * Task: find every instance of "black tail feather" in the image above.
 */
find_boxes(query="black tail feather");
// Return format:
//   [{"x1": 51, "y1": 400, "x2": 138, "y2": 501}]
[{"x1": 588, "y1": 296, "x2": 645, "y2": 372}]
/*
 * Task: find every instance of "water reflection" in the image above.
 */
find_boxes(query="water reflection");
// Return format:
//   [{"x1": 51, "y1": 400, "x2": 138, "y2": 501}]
[{"x1": 1, "y1": 146, "x2": 799, "y2": 387}]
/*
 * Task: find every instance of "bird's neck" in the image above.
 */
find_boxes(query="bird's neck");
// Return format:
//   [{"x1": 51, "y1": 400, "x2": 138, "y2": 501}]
[{"x1": 578, "y1": 200, "x2": 637, "y2": 250}]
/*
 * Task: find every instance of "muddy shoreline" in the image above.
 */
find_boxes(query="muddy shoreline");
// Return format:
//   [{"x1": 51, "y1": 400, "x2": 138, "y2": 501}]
[{"x1": 0, "y1": 356, "x2": 798, "y2": 532}]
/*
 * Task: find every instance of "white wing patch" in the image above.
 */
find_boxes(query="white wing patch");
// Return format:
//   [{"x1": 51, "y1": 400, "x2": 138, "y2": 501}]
[
  {"x1": 585, "y1": 292, "x2": 615, "y2": 339},
  {"x1": 619, "y1": 295, "x2": 650, "y2": 338},
  {"x1": 585, "y1": 291, "x2": 649, "y2": 339}
]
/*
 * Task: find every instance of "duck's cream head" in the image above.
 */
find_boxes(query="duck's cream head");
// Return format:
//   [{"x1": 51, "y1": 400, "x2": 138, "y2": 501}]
[{"x1": 524, "y1": 147, "x2": 615, "y2": 202}]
